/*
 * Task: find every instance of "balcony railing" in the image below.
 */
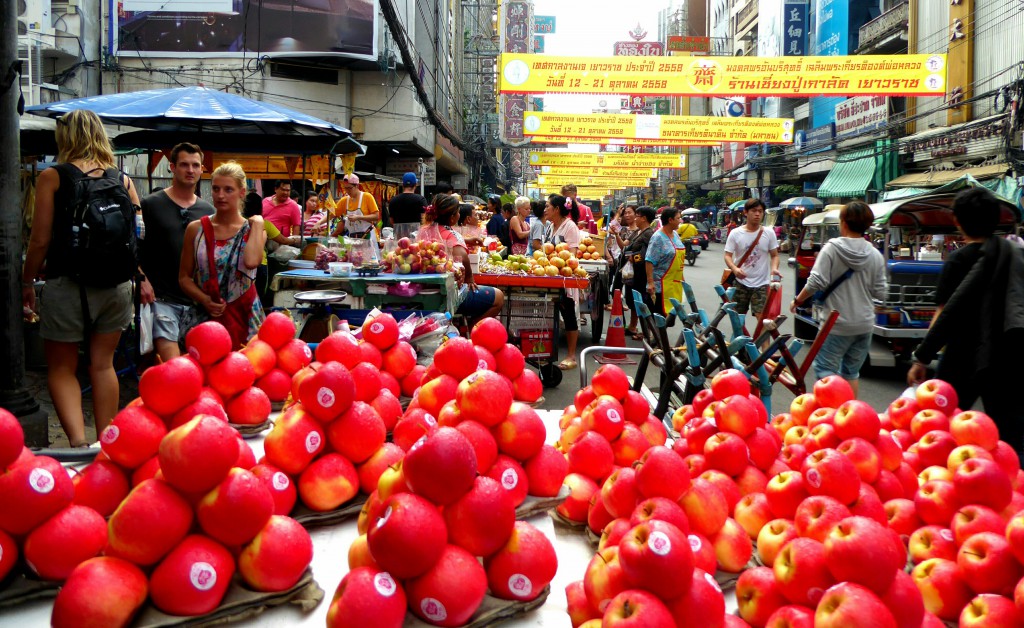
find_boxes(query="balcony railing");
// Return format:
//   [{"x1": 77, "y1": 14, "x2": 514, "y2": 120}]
[
  {"x1": 736, "y1": 0, "x2": 757, "y2": 31},
  {"x1": 858, "y1": 1, "x2": 908, "y2": 51}
]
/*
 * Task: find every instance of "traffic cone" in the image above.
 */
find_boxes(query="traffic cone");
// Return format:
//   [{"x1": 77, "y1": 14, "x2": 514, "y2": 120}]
[{"x1": 595, "y1": 289, "x2": 635, "y2": 365}]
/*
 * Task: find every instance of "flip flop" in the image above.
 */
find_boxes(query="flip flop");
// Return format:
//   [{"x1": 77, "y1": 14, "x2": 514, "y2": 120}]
[
  {"x1": 628, "y1": 330, "x2": 643, "y2": 340},
  {"x1": 557, "y1": 358, "x2": 578, "y2": 371}
]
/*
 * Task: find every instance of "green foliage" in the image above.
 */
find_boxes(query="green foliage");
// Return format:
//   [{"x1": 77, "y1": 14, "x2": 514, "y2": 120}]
[
  {"x1": 773, "y1": 184, "x2": 802, "y2": 200},
  {"x1": 500, "y1": 192, "x2": 518, "y2": 207},
  {"x1": 705, "y1": 191, "x2": 725, "y2": 205},
  {"x1": 693, "y1": 196, "x2": 709, "y2": 208},
  {"x1": 653, "y1": 198, "x2": 670, "y2": 208}
]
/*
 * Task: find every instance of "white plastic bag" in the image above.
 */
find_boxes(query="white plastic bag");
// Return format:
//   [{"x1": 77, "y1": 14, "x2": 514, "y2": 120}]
[
  {"x1": 270, "y1": 245, "x2": 301, "y2": 263},
  {"x1": 139, "y1": 303, "x2": 154, "y2": 355}
]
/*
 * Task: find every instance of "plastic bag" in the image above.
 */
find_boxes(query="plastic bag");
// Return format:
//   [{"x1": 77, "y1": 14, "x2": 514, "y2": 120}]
[
  {"x1": 270, "y1": 245, "x2": 301, "y2": 262},
  {"x1": 139, "y1": 303, "x2": 154, "y2": 355}
]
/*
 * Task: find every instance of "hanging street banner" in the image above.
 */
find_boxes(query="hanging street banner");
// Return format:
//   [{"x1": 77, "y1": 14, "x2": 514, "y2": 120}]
[
  {"x1": 528, "y1": 135, "x2": 718, "y2": 147},
  {"x1": 529, "y1": 152, "x2": 687, "y2": 169},
  {"x1": 667, "y1": 36, "x2": 711, "y2": 53},
  {"x1": 536, "y1": 175, "x2": 651, "y2": 187},
  {"x1": 499, "y1": 53, "x2": 948, "y2": 97},
  {"x1": 523, "y1": 112, "x2": 794, "y2": 144},
  {"x1": 537, "y1": 166, "x2": 659, "y2": 178},
  {"x1": 533, "y1": 188, "x2": 619, "y2": 195}
]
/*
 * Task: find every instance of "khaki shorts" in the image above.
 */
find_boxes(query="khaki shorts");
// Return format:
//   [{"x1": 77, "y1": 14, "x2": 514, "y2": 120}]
[
  {"x1": 732, "y1": 283, "x2": 768, "y2": 315},
  {"x1": 39, "y1": 276, "x2": 133, "y2": 343}
]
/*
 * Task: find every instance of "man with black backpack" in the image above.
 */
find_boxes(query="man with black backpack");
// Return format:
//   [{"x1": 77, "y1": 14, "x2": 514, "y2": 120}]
[
  {"x1": 21, "y1": 109, "x2": 141, "y2": 447},
  {"x1": 139, "y1": 143, "x2": 214, "y2": 361}
]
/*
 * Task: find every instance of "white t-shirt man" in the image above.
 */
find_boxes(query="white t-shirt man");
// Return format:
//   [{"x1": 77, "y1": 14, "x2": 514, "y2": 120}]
[{"x1": 724, "y1": 226, "x2": 779, "y2": 288}]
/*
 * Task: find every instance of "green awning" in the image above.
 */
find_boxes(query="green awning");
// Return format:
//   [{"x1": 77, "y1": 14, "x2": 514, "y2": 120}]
[{"x1": 817, "y1": 149, "x2": 876, "y2": 199}]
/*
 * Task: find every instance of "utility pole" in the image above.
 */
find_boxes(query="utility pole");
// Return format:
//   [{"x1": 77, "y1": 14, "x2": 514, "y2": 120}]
[{"x1": 0, "y1": 0, "x2": 47, "y2": 445}]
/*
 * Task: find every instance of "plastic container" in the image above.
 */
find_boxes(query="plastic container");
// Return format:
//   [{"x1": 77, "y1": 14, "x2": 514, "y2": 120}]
[{"x1": 328, "y1": 262, "x2": 353, "y2": 277}]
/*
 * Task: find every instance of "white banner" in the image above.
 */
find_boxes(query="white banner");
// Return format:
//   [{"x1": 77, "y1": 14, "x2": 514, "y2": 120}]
[{"x1": 835, "y1": 95, "x2": 889, "y2": 137}]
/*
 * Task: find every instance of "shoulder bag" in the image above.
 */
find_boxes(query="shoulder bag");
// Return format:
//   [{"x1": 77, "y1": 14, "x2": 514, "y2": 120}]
[{"x1": 721, "y1": 227, "x2": 763, "y2": 288}]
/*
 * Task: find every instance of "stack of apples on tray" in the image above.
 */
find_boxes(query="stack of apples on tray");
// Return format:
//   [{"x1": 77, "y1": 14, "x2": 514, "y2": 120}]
[
  {"x1": 382, "y1": 238, "x2": 454, "y2": 275},
  {"x1": 576, "y1": 236, "x2": 602, "y2": 261},
  {"x1": 326, "y1": 318, "x2": 563, "y2": 627},
  {"x1": 26, "y1": 410, "x2": 313, "y2": 627}
]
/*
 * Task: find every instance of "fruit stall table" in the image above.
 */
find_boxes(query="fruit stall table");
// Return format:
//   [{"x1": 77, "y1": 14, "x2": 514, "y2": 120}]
[
  {"x1": 474, "y1": 274, "x2": 591, "y2": 389},
  {"x1": 269, "y1": 269, "x2": 459, "y2": 314}
]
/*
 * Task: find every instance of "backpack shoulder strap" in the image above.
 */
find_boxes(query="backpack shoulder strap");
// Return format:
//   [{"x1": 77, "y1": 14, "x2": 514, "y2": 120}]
[{"x1": 200, "y1": 215, "x2": 220, "y2": 296}]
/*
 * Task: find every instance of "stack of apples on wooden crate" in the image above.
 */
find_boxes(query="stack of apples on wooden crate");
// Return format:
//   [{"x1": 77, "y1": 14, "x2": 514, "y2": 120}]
[{"x1": 326, "y1": 318, "x2": 563, "y2": 627}]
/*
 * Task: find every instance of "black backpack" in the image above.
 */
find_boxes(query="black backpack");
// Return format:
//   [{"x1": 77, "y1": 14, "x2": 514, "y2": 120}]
[{"x1": 66, "y1": 167, "x2": 138, "y2": 288}]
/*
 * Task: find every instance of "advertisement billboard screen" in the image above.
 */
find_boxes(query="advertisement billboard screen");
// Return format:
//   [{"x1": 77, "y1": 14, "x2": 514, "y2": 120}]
[{"x1": 115, "y1": 0, "x2": 378, "y2": 60}]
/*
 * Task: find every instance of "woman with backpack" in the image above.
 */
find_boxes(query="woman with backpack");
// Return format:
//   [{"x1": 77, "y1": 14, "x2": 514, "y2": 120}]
[
  {"x1": 22, "y1": 109, "x2": 142, "y2": 448},
  {"x1": 179, "y1": 162, "x2": 267, "y2": 350}
]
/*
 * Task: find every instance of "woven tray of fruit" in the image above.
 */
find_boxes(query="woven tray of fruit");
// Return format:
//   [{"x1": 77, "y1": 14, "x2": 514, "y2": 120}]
[
  {"x1": 0, "y1": 571, "x2": 60, "y2": 609},
  {"x1": 514, "y1": 485, "x2": 571, "y2": 520},
  {"x1": 291, "y1": 493, "x2": 369, "y2": 529},
  {"x1": 404, "y1": 585, "x2": 550, "y2": 628},
  {"x1": 133, "y1": 568, "x2": 323, "y2": 627}
]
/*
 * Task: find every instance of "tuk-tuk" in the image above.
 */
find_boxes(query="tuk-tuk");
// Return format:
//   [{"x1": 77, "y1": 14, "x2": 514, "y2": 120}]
[{"x1": 790, "y1": 193, "x2": 1021, "y2": 366}]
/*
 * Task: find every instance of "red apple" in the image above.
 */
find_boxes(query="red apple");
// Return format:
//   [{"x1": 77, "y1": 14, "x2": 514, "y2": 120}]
[
  {"x1": 911, "y1": 410, "x2": 951, "y2": 441},
  {"x1": 736, "y1": 566, "x2": 786, "y2": 627},
  {"x1": 757, "y1": 518, "x2": 798, "y2": 568},
  {"x1": 837, "y1": 437, "x2": 881, "y2": 484},
  {"x1": 50, "y1": 556, "x2": 148, "y2": 628},
  {"x1": 773, "y1": 537, "x2": 835, "y2": 606},
  {"x1": 884, "y1": 498, "x2": 923, "y2": 537},
  {"x1": 746, "y1": 426, "x2": 783, "y2": 471},
  {"x1": 960, "y1": 593, "x2": 1020, "y2": 628},
  {"x1": 958, "y1": 531, "x2": 1021, "y2": 595},
  {"x1": 106, "y1": 478, "x2": 193, "y2": 566},
  {"x1": 484, "y1": 520, "x2": 557, "y2": 601},
  {"x1": 443, "y1": 476, "x2": 515, "y2": 557},
  {"x1": 486, "y1": 455, "x2": 529, "y2": 507},
  {"x1": 568, "y1": 431, "x2": 615, "y2": 482},
  {"x1": 456, "y1": 370, "x2": 513, "y2": 428},
  {"x1": 0, "y1": 456, "x2": 74, "y2": 536},
  {"x1": 834, "y1": 400, "x2": 881, "y2": 442},
  {"x1": 823, "y1": 515, "x2": 903, "y2": 595},
  {"x1": 584, "y1": 545, "x2": 629, "y2": 615},
  {"x1": 952, "y1": 504, "x2": 1005, "y2": 545},
  {"x1": 718, "y1": 394, "x2": 762, "y2": 438},
  {"x1": 954, "y1": 457, "x2": 1013, "y2": 512},
  {"x1": 315, "y1": 330, "x2": 361, "y2": 368},
  {"x1": 512, "y1": 369, "x2": 543, "y2": 403},
  {"x1": 264, "y1": 407, "x2": 325, "y2": 476},
  {"x1": 557, "y1": 473, "x2": 599, "y2": 523},
  {"x1": 406, "y1": 544, "x2": 487, "y2": 627},
  {"x1": 794, "y1": 495, "x2": 851, "y2": 543},
  {"x1": 909, "y1": 525, "x2": 958, "y2": 563},
  {"x1": 581, "y1": 395, "x2": 627, "y2": 442},
  {"x1": 667, "y1": 569, "x2": 726, "y2": 628},
  {"x1": 612, "y1": 423, "x2": 650, "y2": 467},
  {"x1": 148, "y1": 535, "x2": 234, "y2": 616},
  {"x1": 139, "y1": 356, "x2": 203, "y2": 416},
  {"x1": 704, "y1": 431, "x2": 749, "y2": 477},
  {"x1": 197, "y1": 467, "x2": 274, "y2": 545},
  {"x1": 592, "y1": 364, "x2": 630, "y2": 400},
  {"x1": 618, "y1": 520, "x2": 694, "y2": 600},
  {"x1": 813, "y1": 376, "x2": 855, "y2": 409},
  {"x1": 711, "y1": 368, "x2": 751, "y2": 400},
  {"x1": 298, "y1": 453, "x2": 359, "y2": 512},
  {"x1": 250, "y1": 463, "x2": 297, "y2": 516},
  {"x1": 404, "y1": 427, "x2": 477, "y2": 506},
  {"x1": 814, "y1": 582, "x2": 897, "y2": 628},
  {"x1": 24, "y1": 504, "x2": 107, "y2": 581},
  {"x1": 678, "y1": 477, "x2": 728, "y2": 537},
  {"x1": 801, "y1": 448, "x2": 860, "y2": 506},
  {"x1": 629, "y1": 496, "x2": 690, "y2": 535},
  {"x1": 367, "y1": 492, "x2": 446, "y2": 579},
  {"x1": 734, "y1": 492, "x2": 774, "y2": 539},
  {"x1": 711, "y1": 516, "x2": 754, "y2": 572},
  {"x1": 72, "y1": 459, "x2": 130, "y2": 518},
  {"x1": 916, "y1": 379, "x2": 958, "y2": 414},
  {"x1": 356, "y1": 442, "x2": 404, "y2": 495},
  {"x1": 790, "y1": 393, "x2": 819, "y2": 426},
  {"x1": 494, "y1": 402, "x2": 546, "y2": 461},
  {"x1": 326, "y1": 567, "x2": 406, "y2": 628},
  {"x1": 603, "y1": 589, "x2": 675, "y2": 627},
  {"x1": 911, "y1": 557, "x2": 974, "y2": 621},
  {"x1": 99, "y1": 406, "x2": 166, "y2": 469}
]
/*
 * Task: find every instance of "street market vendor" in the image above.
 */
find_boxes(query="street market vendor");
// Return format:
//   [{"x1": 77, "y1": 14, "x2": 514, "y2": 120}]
[
  {"x1": 420, "y1": 194, "x2": 504, "y2": 325},
  {"x1": 328, "y1": 174, "x2": 379, "y2": 238}
]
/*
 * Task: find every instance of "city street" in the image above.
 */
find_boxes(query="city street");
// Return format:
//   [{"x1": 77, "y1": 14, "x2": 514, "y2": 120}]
[{"x1": 543, "y1": 239, "x2": 910, "y2": 415}]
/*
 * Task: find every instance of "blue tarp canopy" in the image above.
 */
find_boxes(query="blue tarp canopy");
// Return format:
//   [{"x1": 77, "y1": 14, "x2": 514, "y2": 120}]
[{"x1": 26, "y1": 86, "x2": 351, "y2": 138}]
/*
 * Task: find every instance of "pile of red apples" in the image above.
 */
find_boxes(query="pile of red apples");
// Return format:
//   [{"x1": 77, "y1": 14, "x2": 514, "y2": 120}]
[
  {"x1": 0, "y1": 408, "x2": 313, "y2": 627},
  {"x1": 326, "y1": 318, "x2": 561, "y2": 627}
]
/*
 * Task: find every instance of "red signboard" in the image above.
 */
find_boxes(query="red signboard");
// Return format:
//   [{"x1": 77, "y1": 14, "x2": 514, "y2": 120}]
[{"x1": 612, "y1": 41, "x2": 664, "y2": 56}]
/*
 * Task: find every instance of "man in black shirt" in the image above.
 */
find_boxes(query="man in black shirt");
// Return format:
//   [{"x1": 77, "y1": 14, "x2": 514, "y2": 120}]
[
  {"x1": 388, "y1": 172, "x2": 427, "y2": 226},
  {"x1": 909, "y1": 188, "x2": 1024, "y2": 461},
  {"x1": 139, "y1": 143, "x2": 214, "y2": 361}
]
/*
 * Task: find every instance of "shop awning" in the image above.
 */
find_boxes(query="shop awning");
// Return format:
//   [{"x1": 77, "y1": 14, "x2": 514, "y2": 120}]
[
  {"x1": 817, "y1": 149, "x2": 876, "y2": 199},
  {"x1": 885, "y1": 163, "x2": 1011, "y2": 188}
]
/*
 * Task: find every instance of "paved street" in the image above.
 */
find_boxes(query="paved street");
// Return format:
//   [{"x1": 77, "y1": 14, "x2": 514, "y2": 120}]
[{"x1": 541, "y1": 240, "x2": 910, "y2": 416}]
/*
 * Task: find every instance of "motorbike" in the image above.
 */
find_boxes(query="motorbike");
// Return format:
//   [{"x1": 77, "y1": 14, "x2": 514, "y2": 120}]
[{"x1": 685, "y1": 237, "x2": 700, "y2": 266}]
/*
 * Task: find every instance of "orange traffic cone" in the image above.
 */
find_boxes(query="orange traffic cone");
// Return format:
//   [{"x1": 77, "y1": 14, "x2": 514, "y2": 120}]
[{"x1": 595, "y1": 289, "x2": 634, "y2": 364}]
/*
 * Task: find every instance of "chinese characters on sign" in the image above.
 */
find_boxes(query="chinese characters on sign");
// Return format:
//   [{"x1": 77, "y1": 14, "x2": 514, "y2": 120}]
[
  {"x1": 500, "y1": 1, "x2": 533, "y2": 145},
  {"x1": 784, "y1": 0, "x2": 808, "y2": 56}
]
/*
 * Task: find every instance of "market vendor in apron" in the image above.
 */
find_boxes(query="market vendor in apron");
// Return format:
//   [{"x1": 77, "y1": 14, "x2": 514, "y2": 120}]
[
  {"x1": 330, "y1": 174, "x2": 379, "y2": 238},
  {"x1": 645, "y1": 207, "x2": 685, "y2": 319}
]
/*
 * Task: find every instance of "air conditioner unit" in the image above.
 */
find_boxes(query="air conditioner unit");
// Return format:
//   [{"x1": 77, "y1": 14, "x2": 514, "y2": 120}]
[{"x1": 18, "y1": 0, "x2": 52, "y2": 35}]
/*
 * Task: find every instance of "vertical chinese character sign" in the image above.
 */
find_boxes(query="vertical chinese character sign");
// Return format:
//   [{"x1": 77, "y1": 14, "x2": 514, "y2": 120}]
[
  {"x1": 500, "y1": 1, "x2": 533, "y2": 146},
  {"x1": 783, "y1": 0, "x2": 808, "y2": 57}
]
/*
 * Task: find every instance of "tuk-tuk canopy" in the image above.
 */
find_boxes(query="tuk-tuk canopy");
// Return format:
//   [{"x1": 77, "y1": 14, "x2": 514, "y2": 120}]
[{"x1": 871, "y1": 192, "x2": 1021, "y2": 233}]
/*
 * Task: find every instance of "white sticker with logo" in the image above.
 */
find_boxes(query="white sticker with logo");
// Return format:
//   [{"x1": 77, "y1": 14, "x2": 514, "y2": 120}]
[
  {"x1": 508, "y1": 574, "x2": 533, "y2": 598},
  {"x1": 420, "y1": 598, "x2": 447, "y2": 622},
  {"x1": 101, "y1": 425, "x2": 119, "y2": 445},
  {"x1": 940, "y1": 528, "x2": 954, "y2": 543},
  {"x1": 688, "y1": 535, "x2": 702, "y2": 553},
  {"x1": 190, "y1": 562, "x2": 217, "y2": 591},
  {"x1": 370, "y1": 322, "x2": 385, "y2": 335},
  {"x1": 704, "y1": 571, "x2": 721, "y2": 594},
  {"x1": 29, "y1": 468, "x2": 55, "y2": 494},
  {"x1": 648, "y1": 531, "x2": 672, "y2": 556},
  {"x1": 935, "y1": 394, "x2": 948, "y2": 408},
  {"x1": 272, "y1": 472, "x2": 290, "y2": 491},
  {"x1": 317, "y1": 387, "x2": 336, "y2": 408},
  {"x1": 607, "y1": 409, "x2": 622, "y2": 424},
  {"x1": 478, "y1": 359, "x2": 488, "y2": 370},
  {"x1": 302, "y1": 345, "x2": 312, "y2": 359},
  {"x1": 805, "y1": 468, "x2": 822, "y2": 489},
  {"x1": 501, "y1": 468, "x2": 519, "y2": 490},
  {"x1": 425, "y1": 414, "x2": 437, "y2": 426},
  {"x1": 377, "y1": 506, "x2": 392, "y2": 529},
  {"x1": 374, "y1": 572, "x2": 397, "y2": 597},
  {"x1": 305, "y1": 431, "x2": 321, "y2": 454}
]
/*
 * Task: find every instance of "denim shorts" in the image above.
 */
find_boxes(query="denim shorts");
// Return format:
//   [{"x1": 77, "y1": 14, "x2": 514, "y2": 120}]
[
  {"x1": 458, "y1": 286, "x2": 498, "y2": 318},
  {"x1": 152, "y1": 300, "x2": 205, "y2": 344},
  {"x1": 813, "y1": 332, "x2": 872, "y2": 381}
]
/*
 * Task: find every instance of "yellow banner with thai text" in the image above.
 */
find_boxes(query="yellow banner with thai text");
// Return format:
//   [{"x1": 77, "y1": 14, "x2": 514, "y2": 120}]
[
  {"x1": 529, "y1": 136, "x2": 718, "y2": 147},
  {"x1": 529, "y1": 152, "x2": 687, "y2": 169},
  {"x1": 499, "y1": 53, "x2": 947, "y2": 97},
  {"x1": 537, "y1": 166, "x2": 659, "y2": 178},
  {"x1": 523, "y1": 111, "x2": 794, "y2": 144}
]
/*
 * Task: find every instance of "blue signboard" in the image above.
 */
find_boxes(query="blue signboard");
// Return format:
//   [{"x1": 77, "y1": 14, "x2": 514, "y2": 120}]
[
  {"x1": 810, "y1": 0, "x2": 850, "y2": 127},
  {"x1": 797, "y1": 123, "x2": 836, "y2": 155},
  {"x1": 784, "y1": 0, "x2": 808, "y2": 56},
  {"x1": 533, "y1": 35, "x2": 544, "y2": 53},
  {"x1": 534, "y1": 15, "x2": 556, "y2": 34}
]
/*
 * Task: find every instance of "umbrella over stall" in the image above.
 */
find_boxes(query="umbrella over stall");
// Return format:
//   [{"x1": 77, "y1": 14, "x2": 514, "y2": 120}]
[{"x1": 779, "y1": 196, "x2": 824, "y2": 211}]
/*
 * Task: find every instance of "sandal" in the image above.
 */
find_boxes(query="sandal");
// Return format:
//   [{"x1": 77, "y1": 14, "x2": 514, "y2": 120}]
[
  {"x1": 557, "y1": 358, "x2": 578, "y2": 371},
  {"x1": 70, "y1": 441, "x2": 92, "y2": 449},
  {"x1": 628, "y1": 330, "x2": 643, "y2": 340}
]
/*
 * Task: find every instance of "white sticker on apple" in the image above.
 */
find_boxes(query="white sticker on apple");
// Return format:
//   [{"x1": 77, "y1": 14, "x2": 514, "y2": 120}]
[
  {"x1": 374, "y1": 572, "x2": 397, "y2": 597},
  {"x1": 377, "y1": 506, "x2": 393, "y2": 529},
  {"x1": 101, "y1": 425, "x2": 119, "y2": 445},
  {"x1": 302, "y1": 345, "x2": 312, "y2": 359},
  {"x1": 425, "y1": 413, "x2": 437, "y2": 426},
  {"x1": 607, "y1": 409, "x2": 622, "y2": 424},
  {"x1": 190, "y1": 562, "x2": 217, "y2": 591},
  {"x1": 648, "y1": 531, "x2": 672, "y2": 556},
  {"x1": 305, "y1": 431, "x2": 322, "y2": 454},
  {"x1": 805, "y1": 468, "x2": 822, "y2": 489},
  {"x1": 478, "y1": 359, "x2": 488, "y2": 370},
  {"x1": 272, "y1": 472, "x2": 290, "y2": 491},
  {"x1": 420, "y1": 598, "x2": 447, "y2": 622},
  {"x1": 935, "y1": 394, "x2": 948, "y2": 408},
  {"x1": 29, "y1": 468, "x2": 55, "y2": 495},
  {"x1": 501, "y1": 468, "x2": 519, "y2": 490},
  {"x1": 940, "y1": 528, "x2": 954, "y2": 542},
  {"x1": 317, "y1": 387, "x2": 336, "y2": 408},
  {"x1": 508, "y1": 574, "x2": 533, "y2": 598},
  {"x1": 688, "y1": 534, "x2": 702, "y2": 553},
  {"x1": 370, "y1": 322, "x2": 385, "y2": 335}
]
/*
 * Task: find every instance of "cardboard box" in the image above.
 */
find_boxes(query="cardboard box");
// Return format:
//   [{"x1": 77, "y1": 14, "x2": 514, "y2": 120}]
[{"x1": 520, "y1": 329, "x2": 553, "y2": 358}]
